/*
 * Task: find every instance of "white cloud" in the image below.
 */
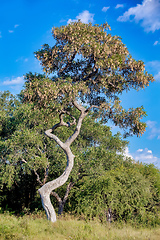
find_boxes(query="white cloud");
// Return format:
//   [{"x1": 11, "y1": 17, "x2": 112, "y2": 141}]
[
  {"x1": 124, "y1": 147, "x2": 160, "y2": 167},
  {"x1": 2, "y1": 76, "x2": 24, "y2": 86},
  {"x1": 115, "y1": 4, "x2": 124, "y2": 9},
  {"x1": 123, "y1": 147, "x2": 134, "y2": 159},
  {"x1": 9, "y1": 30, "x2": 14, "y2": 33},
  {"x1": 146, "y1": 120, "x2": 160, "y2": 139},
  {"x1": 102, "y1": 6, "x2": 110, "y2": 12},
  {"x1": 153, "y1": 40, "x2": 159, "y2": 45},
  {"x1": 67, "y1": 10, "x2": 94, "y2": 24},
  {"x1": 134, "y1": 148, "x2": 159, "y2": 164},
  {"x1": 117, "y1": 0, "x2": 160, "y2": 32},
  {"x1": 137, "y1": 149, "x2": 143, "y2": 152}
]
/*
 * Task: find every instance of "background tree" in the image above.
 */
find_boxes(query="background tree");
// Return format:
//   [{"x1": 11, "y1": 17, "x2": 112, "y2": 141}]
[{"x1": 22, "y1": 21, "x2": 154, "y2": 222}]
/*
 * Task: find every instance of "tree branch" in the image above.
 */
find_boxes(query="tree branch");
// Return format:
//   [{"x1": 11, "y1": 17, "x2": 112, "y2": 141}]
[
  {"x1": 34, "y1": 169, "x2": 43, "y2": 186},
  {"x1": 63, "y1": 181, "x2": 74, "y2": 204},
  {"x1": 43, "y1": 165, "x2": 50, "y2": 185},
  {"x1": 58, "y1": 51, "x2": 77, "y2": 76},
  {"x1": 51, "y1": 191, "x2": 62, "y2": 203},
  {"x1": 65, "y1": 101, "x2": 88, "y2": 146}
]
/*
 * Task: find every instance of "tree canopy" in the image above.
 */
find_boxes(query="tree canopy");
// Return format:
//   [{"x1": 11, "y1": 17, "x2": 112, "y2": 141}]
[{"x1": 23, "y1": 21, "x2": 154, "y2": 136}]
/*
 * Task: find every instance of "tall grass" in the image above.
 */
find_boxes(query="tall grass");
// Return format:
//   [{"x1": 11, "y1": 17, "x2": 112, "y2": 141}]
[{"x1": 0, "y1": 213, "x2": 160, "y2": 240}]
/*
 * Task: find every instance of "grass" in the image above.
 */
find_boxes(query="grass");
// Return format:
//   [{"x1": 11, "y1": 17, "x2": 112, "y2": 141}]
[{"x1": 0, "y1": 213, "x2": 160, "y2": 240}]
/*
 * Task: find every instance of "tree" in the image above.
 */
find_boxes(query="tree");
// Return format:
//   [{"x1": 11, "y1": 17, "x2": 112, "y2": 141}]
[
  {"x1": 0, "y1": 94, "x2": 127, "y2": 215},
  {"x1": 22, "y1": 21, "x2": 154, "y2": 222}
]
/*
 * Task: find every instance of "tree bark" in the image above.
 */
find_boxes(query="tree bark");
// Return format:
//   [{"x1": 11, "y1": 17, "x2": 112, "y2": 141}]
[
  {"x1": 38, "y1": 102, "x2": 88, "y2": 222},
  {"x1": 38, "y1": 147, "x2": 74, "y2": 222}
]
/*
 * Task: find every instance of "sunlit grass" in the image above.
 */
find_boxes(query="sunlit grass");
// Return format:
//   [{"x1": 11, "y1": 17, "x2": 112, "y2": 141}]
[{"x1": 0, "y1": 213, "x2": 160, "y2": 240}]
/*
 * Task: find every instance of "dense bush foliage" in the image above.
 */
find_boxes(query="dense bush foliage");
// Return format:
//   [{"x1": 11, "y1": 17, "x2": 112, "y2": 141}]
[
  {"x1": 0, "y1": 91, "x2": 160, "y2": 226},
  {"x1": 69, "y1": 164, "x2": 160, "y2": 226}
]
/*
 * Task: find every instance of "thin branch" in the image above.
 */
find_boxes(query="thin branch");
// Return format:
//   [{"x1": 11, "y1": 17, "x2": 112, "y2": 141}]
[
  {"x1": 86, "y1": 105, "x2": 100, "y2": 112},
  {"x1": 34, "y1": 170, "x2": 43, "y2": 186},
  {"x1": 63, "y1": 181, "x2": 74, "y2": 203},
  {"x1": 82, "y1": 68, "x2": 98, "y2": 81},
  {"x1": 43, "y1": 165, "x2": 50, "y2": 185},
  {"x1": 108, "y1": 81, "x2": 120, "y2": 90},
  {"x1": 51, "y1": 191, "x2": 62, "y2": 203},
  {"x1": 58, "y1": 51, "x2": 77, "y2": 75},
  {"x1": 20, "y1": 157, "x2": 28, "y2": 164},
  {"x1": 65, "y1": 101, "x2": 88, "y2": 146}
]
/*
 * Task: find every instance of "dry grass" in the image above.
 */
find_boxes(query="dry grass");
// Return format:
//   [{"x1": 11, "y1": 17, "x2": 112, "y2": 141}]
[{"x1": 0, "y1": 213, "x2": 160, "y2": 240}]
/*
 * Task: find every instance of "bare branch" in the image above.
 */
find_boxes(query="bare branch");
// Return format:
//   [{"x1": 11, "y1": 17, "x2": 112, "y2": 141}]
[
  {"x1": 43, "y1": 165, "x2": 50, "y2": 185},
  {"x1": 63, "y1": 181, "x2": 74, "y2": 203},
  {"x1": 65, "y1": 101, "x2": 88, "y2": 146},
  {"x1": 45, "y1": 129, "x2": 65, "y2": 149},
  {"x1": 86, "y1": 105, "x2": 100, "y2": 112},
  {"x1": 51, "y1": 191, "x2": 62, "y2": 203},
  {"x1": 59, "y1": 110, "x2": 76, "y2": 127},
  {"x1": 73, "y1": 100, "x2": 86, "y2": 112},
  {"x1": 20, "y1": 157, "x2": 28, "y2": 164},
  {"x1": 34, "y1": 169, "x2": 43, "y2": 186}
]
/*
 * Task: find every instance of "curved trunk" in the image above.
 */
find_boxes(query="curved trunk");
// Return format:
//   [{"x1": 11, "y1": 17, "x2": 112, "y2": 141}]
[
  {"x1": 39, "y1": 101, "x2": 89, "y2": 222},
  {"x1": 38, "y1": 148, "x2": 74, "y2": 222}
]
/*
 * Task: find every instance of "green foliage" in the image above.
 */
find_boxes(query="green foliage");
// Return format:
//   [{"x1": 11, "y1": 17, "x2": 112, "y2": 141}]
[
  {"x1": 67, "y1": 163, "x2": 160, "y2": 226},
  {"x1": 1, "y1": 91, "x2": 160, "y2": 225},
  {"x1": 0, "y1": 91, "x2": 20, "y2": 139}
]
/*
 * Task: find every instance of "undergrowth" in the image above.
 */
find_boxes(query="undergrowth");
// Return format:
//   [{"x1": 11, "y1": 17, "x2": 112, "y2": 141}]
[{"x1": 0, "y1": 212, "x2": 160, "y2": 240}]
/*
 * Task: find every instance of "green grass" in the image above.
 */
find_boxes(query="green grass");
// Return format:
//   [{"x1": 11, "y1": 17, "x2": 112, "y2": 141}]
[{"x1": 0, "y1": 213, "x2": 160, "y2": 240}]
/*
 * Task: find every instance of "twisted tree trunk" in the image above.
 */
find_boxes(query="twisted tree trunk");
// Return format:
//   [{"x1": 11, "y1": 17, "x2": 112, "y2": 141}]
[{"x1": 38, "y1": 101, "x2": 89, "y2": 222}]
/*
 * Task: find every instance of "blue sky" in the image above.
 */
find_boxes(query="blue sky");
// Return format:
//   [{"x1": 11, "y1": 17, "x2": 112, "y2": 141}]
[{"x1": 0, "y1": 0, "x2": 160, "y2": 168}]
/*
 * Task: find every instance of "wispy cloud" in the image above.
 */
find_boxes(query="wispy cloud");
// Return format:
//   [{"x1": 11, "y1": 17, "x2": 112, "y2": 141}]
[
  {"x1": 154, "y1": 71, "x2": 160, "y2": 81},
  {"x1": 16, "y1": 57, "x2": 28, "y2": 63},
  {"x1": 102, "y1": 6, "x2": 110, "y2": 12},
  {"x1": 67, "y1": 10, "x2": 94, "y2": 24},
  {"x1": 153, "y1": 40, "x2": 159, "y2": 45},
  {"x1": 115, "y1": 4, "x2": 124, "y2": 9},
  {"x1": 8, "y1": 24, "x2": 20, "y2": 34},
  {"x1": 117, "y1": 0, "x2": 160, "y2": 32},
  {"x1": 2, "y1": 76, "x2": 24, "y2": 86},
  {"x1": 146, "y1": 120, "x2": 160, "y2": 139},
  {"x1": 14, "y1": 24, "x2": 19, "y2": 28},
  {"x1": 146, "y1": 60, "x2": 160, "y2": 81}
]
